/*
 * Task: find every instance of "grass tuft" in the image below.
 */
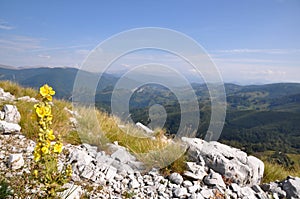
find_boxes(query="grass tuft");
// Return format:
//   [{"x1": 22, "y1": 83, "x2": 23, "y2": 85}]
[
  {"x1": 0, "y1": 177, "x2": 13, "y2": 199},
  {"x1": 263, "y1": 161, "x2": 300, "y2": 183},
  {"x1": 0, "y1": 81, "x2": 37, "y2": 98}
]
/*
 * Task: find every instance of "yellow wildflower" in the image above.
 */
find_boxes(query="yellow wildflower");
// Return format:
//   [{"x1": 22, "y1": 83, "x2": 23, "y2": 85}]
[
  {"x1": 53, "y1": 143, "x2": 63, "y2": 153},
  {"x1": 41, "y1": 146, "x2": 49, "y2": 154},
  {"x1": 47, "y1": 130, "x2": 56, "y2": 141},
  {"x1": 36, "y1": 105, "x2": 51, "y2": 118},
  {"x1": 40, "y1": 84, "x2": 55, "y2": 97},
  {"x1": 33, "y1": 170, "x2": 38, "y2": 178},
  {"x1": 46, "y1": 114, "x2": 53, "y2": 121},
  {"x1": 66, "y1": 165, "x2": 72, "y2": 177},
  {"x1": 34, "y1": 152, "x2": 41, "y2": 162}
]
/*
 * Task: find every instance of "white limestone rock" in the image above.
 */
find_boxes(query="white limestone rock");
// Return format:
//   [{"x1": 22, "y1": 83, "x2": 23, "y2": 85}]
[
  {"x1": 182, "y1": 137, "x2": 265, "y2": 186},
  {"x1": 173, "y1": 187, "x2": 188, "y2": 198},
  {"x1": 105, "y1": 166, "x2": 117, "y2": 180},
  {"x1": 136, "y1": 122, "x2": 154, "y2": 134},
  {"x1": 59, "y1": 183, "x2": 84, "y2": 199},
  {"x1": 2, "y1": 104, "x2": 21, "y2": 123},
  {"x1": 0, "y1": 121, "x2": 21, "y2": 134},
  {"x1": 8, "y1": 153, "x2": 24, "y2": 170},
  {"x1": 17, "y1": 96, "x2": 38, "y2": 103},
  {"x1": 129, "y1": 178, "x2": 140, "y2": 189},
  {"x1": 204, "y1": 171, "x2": 226, "y2": 189},
  {"x1": 0, "y1": 88, "x2": 15, "y2": 101},
  {"x1": 169, "y1": 172, "x2": 184, "y2": 185},
  {"x1": 282, "y1": 176, "x2": 300, "y2": 199}
]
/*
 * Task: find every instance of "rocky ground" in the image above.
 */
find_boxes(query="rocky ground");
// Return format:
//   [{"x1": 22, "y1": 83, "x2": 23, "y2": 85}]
[{"x1": 0, "y1": 88, "x2": 300, "y2": 199}]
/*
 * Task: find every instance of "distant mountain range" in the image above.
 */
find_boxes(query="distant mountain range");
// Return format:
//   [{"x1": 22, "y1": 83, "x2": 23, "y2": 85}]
[
  {"x1": 0, "y1": 66, "x2": 300, "y2": 153},
  {"x1": 0, "y1": 66, "x2": 119, "y2": 99}
]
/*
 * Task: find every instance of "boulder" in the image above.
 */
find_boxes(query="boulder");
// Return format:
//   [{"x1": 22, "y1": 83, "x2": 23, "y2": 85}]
[
  {"x1": 0, "y1": 88, "x2": 15, "y2": 101},
  {"x1": 239, "y1": 186, "x2": 257, "y2": 199},
  {"x1": 68, "y1": 147, "x2": 94, "y2": 175},
  {"x1": 282, "y1": 176, "x2": 300, "y2": 199},
  {"x1": 247, "y1": 155, "x2": 264, "y2": 184},
  {"x1": 105, "y1": 166, "x2": 117, "y2": 180},
  {"x1": 183, "y1": 162, "x2": 207, "y2": 180},
  {"x1": 173, "y1": 187, "x2": 188, "y2": 197},
  {"x1": 0, "y1": 121, "x2": 21, "y2": 134},
  {"x1": 203, "y1": 171, "x2": 226, "y2": 189},
  {"x1": 182, "y1": 180, "x2": 193, "y2": 187},
  {"x1": 2, "y1": 105, "x2": 21, "y2": 123},
  {"x1": 182, "y1": 137, "x2": 264, "y2": 186},
  {"x1": 200, "y1": 188, "x2": 214, "y2": 198},
  {"x1": 111, "y1": 148, "x2": 136, "y2": 163},
  {"x1": 169, "y1": 172, "x2": 184, "y2": 185},
  {"x1": 8, "y1": 153, "x2": 24, "y2": 170},
  {"x1": 252, "y1": 185, "x2": 269, "y2": 199},
  {"x1": 129, "y1": 178, "x2": 140, "y2": 189},
  {"x1": 188, "y1": 185, "x2": 199, "y2": 194},
  {"x1": 261, "y1": 182, "x2": 286, "y2": 198},
  {"x1": 190, "y1": 193, "x2": 204, "y2": 199},
  {"x1": 59, "y1": 183, "x2": 83, "y2": 199},
  {"x1": 80, "y1": 165, "x2": 95, "y2": 179}
]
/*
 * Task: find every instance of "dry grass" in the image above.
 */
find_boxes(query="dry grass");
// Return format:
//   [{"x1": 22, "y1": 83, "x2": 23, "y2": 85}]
[
  {"x1": 0, "y1": 81, "x2": 37, "y2": 98},
  {"x1": 263, "y1": 161, "x2": 300, "y2": 183},
  {"x1": 75, "y1": 106, "x2": 187, "y2": 170},
  {"x1": 0, "y1": 81, "x2": 75, "y2": 143},
  {"x1": 254, "y1": 151, "x2": 300, "y2": 183}
]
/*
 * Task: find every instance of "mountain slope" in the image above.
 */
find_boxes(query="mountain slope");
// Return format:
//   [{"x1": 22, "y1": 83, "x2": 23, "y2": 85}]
[
  {"x1": 0, "y1": 67, "x2": 119, "y2": 99},
  {"x1": 1, "y1": 66, "x2": 300, "y2": 153}
]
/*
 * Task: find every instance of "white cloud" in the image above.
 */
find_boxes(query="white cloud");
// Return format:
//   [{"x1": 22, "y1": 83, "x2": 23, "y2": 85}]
[
  {"x1": 212, "y1": 48, "x2": 300, "y2": 55},
  {"x1": 75, "y1": 49, "x2": 90, "y2": 56},
  {"x1": 0, "y1": 34, "x2": 94, "y2": 67},
  {"x1": 31, "y1": 44, "x2": 93, "y2": 52},
  {"x1": 121, "y1": 63, "x2": 131, "y2": 68},
  {"x1": 38, "y1": 54, "x2": 51, "y2": 59},
  {"x1": 0, "y1": 19, "x2": 14, "y2": 30},
  {"x1": 0, "y1": 35, "x2": 42, "y2": 51}
]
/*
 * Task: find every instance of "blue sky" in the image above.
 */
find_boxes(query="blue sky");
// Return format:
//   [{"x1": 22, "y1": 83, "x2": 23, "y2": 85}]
[{"x1": 0, "y1": 0, "x2": 299, "y2": 84}]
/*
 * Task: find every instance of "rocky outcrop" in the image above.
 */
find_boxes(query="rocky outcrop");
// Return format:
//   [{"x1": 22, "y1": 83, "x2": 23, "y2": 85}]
[
  {"x1": 1, "y1": 131, "x2": 300, "y2": 199},
  {"x1": 0, "y1": 88, "x2": 299, "y2": 199},
  {"x1": 182, "y1": 137, "x2": 264, "y2": 186},
  {"x1": 261, "y1": 177, "x2": 300, "y2": 199}
]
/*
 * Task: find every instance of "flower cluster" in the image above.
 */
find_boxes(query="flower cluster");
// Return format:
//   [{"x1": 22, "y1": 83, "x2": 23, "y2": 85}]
[{"x1": 31, "y1": 84, "x2": 72, "y2": 197}]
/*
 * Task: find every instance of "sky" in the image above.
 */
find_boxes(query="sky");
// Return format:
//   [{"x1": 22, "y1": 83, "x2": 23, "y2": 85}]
[{"x1": 0, "y1": 0, "x2": 299, "y2": 84}]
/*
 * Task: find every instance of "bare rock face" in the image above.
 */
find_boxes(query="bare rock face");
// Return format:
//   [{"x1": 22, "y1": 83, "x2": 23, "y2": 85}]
[{"x1": 182, "y1": 137, "x2": 264, "y2": 186}]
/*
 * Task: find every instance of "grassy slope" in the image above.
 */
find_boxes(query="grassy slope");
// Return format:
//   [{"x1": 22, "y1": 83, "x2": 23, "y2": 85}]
[
  {"x1": 0, "y1": 81, "x2": 184, "y2": 172},
  {"x1": 0, "y1": 81, "x2": 299, "y2": 182}
]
